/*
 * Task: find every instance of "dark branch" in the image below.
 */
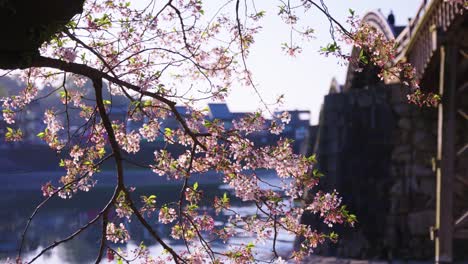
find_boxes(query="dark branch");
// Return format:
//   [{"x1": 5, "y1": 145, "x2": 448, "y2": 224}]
[
  {"x1": 26, "y1": 184, "x2": 119, "y2": 264},
  {"x1": 94, "y1": 212, "x2": 109, "y2": 264}
]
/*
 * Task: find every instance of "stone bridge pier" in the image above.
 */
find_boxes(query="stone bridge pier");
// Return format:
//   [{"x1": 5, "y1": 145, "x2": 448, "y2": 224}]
[{"x1": 300, "y1": 1, "x2": 468, "y2": 262}]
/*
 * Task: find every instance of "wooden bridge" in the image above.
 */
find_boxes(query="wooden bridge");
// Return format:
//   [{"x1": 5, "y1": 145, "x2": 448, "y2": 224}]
[{"x1": 395, "y1": 1, "x2": 467, "y2": 263}]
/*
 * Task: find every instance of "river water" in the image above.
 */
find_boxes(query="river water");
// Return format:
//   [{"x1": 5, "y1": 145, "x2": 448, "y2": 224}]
[{"x1": 0, "y1": 170, "x2": 295, "y2": 263}]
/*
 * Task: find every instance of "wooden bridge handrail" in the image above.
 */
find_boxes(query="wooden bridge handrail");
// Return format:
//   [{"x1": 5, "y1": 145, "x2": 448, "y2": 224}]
[{"x1": 395, "y1": 0, "x2": 433, "y2": 61}]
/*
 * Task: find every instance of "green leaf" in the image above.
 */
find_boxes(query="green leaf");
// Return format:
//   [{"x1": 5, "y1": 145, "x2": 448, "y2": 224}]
[
  {"x1": 269, "y1": 196, "x2": 282, "y2": 203},
  {"x1": 164, "y1": 128, "x2": 173, "y2": 137},
  {"x1": 103, "y1": 100, "x2": 112, "y2": 105},
  {"x1": 313, "y1": 168, "x2": 324, "y2": 178},
  {"x1": 203, "y1": 120, "x2": 212, "y2": 128},
  {"x1": 359, "y1": 49, "x2": 368, "y2": 64},
  {"x1": 143, "y1": 100, "x2": 152, "y2": 107},
  {"x1": 94, "y1": 14, "x2": 112, "y2": 28},
  {"x1": 348, "y1": 9, "x2": 355, "y2": 16},
  {"x1": 188, "y1": 204, "x2": 198, "y2": 211},
  {"x1": 66, "y1": 20, "x2": 77, "y2": 29},
  {"x1": 37, "y1": 132, "x2": 46, "y2": 139},
  {"x1": 222, "y1": 192, "x2": 229, "y2": 203},
  {"x1": 308, "y1": 154, "x2": 317, "y2": 163},
  {"x1": 139, "y1": 241, "x2": 146, "y2": 249},
  {"x1": 98, "y1": 148, "x2": 106, "y2": 156},
  {"x1": 246, "y1": 242, "x2": 255, "y2": 249},
  {"x1": 320, "y1": 42, "x2": 339, "y2": 53},
  {"x1": 193, "y1": 182, "x2": 198, "y2": 190}
]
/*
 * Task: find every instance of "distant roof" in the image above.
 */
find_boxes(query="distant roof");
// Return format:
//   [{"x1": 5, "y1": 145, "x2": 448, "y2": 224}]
[
  {"x1": 392, "y1": 26, "x2": 406, "y2": 37},
  {"x1": 208, "y1": 103, "x2": 232, "y2": 120},
  {"x1": 329, "y1": 78, "x2": 342, "y2": 94},
  {"x1": 232, "y1": 112, "x2": 247, "y2": 120},
  {"x1": 175, "y1": 105, "x2": 190, "y2": 116}
]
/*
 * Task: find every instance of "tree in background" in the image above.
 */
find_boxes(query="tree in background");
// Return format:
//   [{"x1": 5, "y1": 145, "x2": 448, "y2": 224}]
[{"x1": 0, "y1": 0, "x2": 442, "y2": 263}]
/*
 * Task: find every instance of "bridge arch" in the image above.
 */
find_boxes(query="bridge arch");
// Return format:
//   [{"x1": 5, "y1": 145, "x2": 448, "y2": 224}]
[{"x1": 343, "y1": 10, "x2": 398, "y2": 92}]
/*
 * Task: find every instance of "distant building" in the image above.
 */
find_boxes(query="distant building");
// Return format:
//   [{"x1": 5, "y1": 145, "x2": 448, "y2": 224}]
[
  {"x1": 275, "y1": 110, "x2": 312, "y2": 154},
  {"x1": 207, "y1": 103, "x2": 235, "y2": 130},
  {"x1": 208, "y1": 103, "x2": 313, "y2": 154}
]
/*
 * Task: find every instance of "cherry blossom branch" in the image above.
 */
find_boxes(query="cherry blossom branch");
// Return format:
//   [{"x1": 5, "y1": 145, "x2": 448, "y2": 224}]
[
  {"x1": 125, "y1": 191, "x2": 185, "y2": 263},
  {"x1": 181, "y1": 212, "x2": 217, "y2": 261},
  {"x1": 26, "y1": 184, "x2": 119, "y2": 264},
  {"x1": 30, "y1": 56, "x2": 174, "y2": 106},
  {"x1": 168, "y1": 3, "x2": 189, "y2": 49},
  {"x1": 92, "y1": 77, "x2": 184, "y2": 263},
  {"x1": 177, "y1": 143, "x2": 198, "y2": 253},
  {"x1": 17, "y1": 154, "x2": 113, "y2": 261},
  {"x1": 94, "y1": 212, "x2": 109, "y2": 264},
  {"x1": 234, "y1": 0, "x2": 271, "y2": 113},
  {"x1": 272, "y1": 215, "x2": 279, "y2": 258},
  {"x1": 66, "y1": 27, "x2": 228, "y2": 97},
  {"x1": 305, "y1": 0, "x2": 352, "y2": 38},
  {"x1": 105, "y1": 246, "x2": 131, "y2": 264},
  {"x1": 31, "y1": 55, "x2": 208, "y2": 150},
  {"x1": 0, "y1": 2, "x2": 362, "y2": 262}
]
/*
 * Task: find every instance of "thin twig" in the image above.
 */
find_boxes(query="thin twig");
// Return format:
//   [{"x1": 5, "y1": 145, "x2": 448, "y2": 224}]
[
  {"x1": 26, "y1": 184, "x2": 120, "y2": 264},
  {"x1": 17, "y1": 154, "x2": 113, "y2": 260}
]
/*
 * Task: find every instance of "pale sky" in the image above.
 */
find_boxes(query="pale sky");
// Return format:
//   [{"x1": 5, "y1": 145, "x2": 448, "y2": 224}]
[
  {"x1": 0, "y1": 1, "x2": 423, "y2": 125},
  {"x1": 127, "y1": 1, "x2": 422, "y2": 124},
  {"x1": 219, "y1": 1, "x2": 422, "y2": 124},
  {"x1": 1, "y1": 1, "x2": 422, "y2": 125}
]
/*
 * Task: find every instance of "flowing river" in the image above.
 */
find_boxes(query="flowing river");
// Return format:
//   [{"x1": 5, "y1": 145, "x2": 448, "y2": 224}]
[{"x1": 0, "y1": 170, "x2": 295, "y2": 263}]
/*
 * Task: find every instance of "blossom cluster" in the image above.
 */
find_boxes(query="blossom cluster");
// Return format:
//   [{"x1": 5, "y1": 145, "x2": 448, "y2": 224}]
[
  {"x1": 306, "y1": 190, "x2": 345, "y2": 227},
  {"x1": 317, "y1": 10, "x2": 441, "y2": 107},
  {"x1": 0, "y1": 0, "x2": 364, "y2": 263},
  {"x1": 158, "y1": 206, "x2": 177, "y2": 224},
  {"x1": 1, "y1": 84, "x2": 37, "y2": 124},
  {"x1": 106, "y1": 223, "x2": 131, "y2": 244}
]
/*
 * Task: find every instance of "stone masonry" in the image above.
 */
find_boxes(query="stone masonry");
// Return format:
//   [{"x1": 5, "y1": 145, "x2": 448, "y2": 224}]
[{"x1": 300, "y1": 84, "x2": 444, "y2": 260}]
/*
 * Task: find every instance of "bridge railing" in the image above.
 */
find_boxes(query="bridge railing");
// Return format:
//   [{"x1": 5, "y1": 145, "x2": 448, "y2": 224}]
[
  {"x1": 395, "y1": 0, "x2": 431, "y2": 61},
  {"x1": 394, "y1": 0, "x2": 463, "y2": 80}
]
